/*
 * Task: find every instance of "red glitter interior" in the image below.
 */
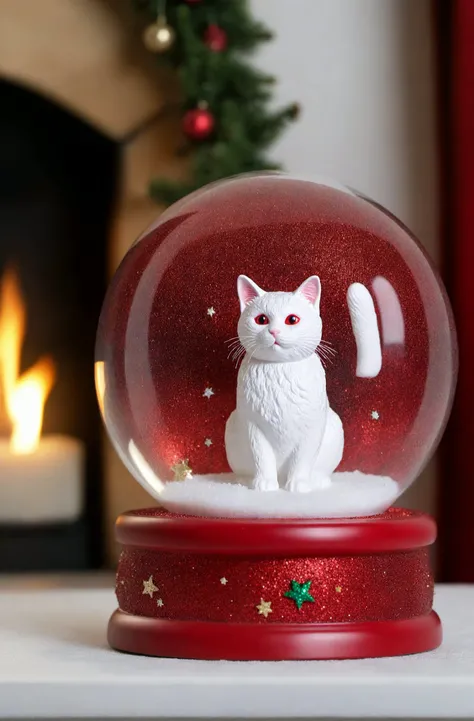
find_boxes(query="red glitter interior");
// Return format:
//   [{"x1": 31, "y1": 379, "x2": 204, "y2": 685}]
[{"x1": 96, "y1": 175, "x2": 456, "y2": 496}]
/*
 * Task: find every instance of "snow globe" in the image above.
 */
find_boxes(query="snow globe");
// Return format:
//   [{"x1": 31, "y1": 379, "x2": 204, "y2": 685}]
[{"x1": 96, "y1": 173, "x2": 457, "y2": 659}]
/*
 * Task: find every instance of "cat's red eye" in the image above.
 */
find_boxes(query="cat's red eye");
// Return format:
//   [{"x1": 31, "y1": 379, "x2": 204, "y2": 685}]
[
  {"x1": 255, "y1": 314, "x2": 269, "y2": 325},
  {"x1": 285, "y1": 314, "x2": 300, "y2": 325}
]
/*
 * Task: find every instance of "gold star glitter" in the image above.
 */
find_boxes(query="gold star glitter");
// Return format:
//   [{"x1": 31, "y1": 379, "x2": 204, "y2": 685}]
[
  {"x1": 204, "y1": 438, "x2": 213, "y2": 447},
  {"x1": 256, "y1": 599, "x2": 272, "y2": 618},
  {"x1": 142, "y1": 575, "x2": 158, "y2": 597},
  {"x1": 371, "y1": 410, "x2": 380, "y2": 420},
  {"x1": 170, "y1": 459, "x2": 192, "y2": 481},
  {"x1": 335, "y1": 585, "x2": 342, "y2": 593},
  {"x1": 203, "y1": 387, "x2": 215, "y2": 399},
  {"x1": 220, "y1": 577, "x2": 228, "y2": 585},
  {"x1": 207, "y1": 307, "x2": 216, "y2": 317},
  {"x1": 157, "y1": 598, "x2": 164, "y2": 607}
]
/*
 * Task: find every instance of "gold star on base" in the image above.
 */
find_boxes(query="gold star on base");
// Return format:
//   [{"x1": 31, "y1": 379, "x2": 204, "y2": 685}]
[
  {"x1": 142, "y1": 575, "x2": 158, "y2": 597},
  {"x1": 170, "y1": 459, "x2": 192, "y2": 481},
  {"x1": 256, "y1": 599, "x2": 272, "y2": 618}
]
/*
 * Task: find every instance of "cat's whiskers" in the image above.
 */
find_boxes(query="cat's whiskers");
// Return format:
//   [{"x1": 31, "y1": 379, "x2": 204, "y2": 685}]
[
  {"x1": 227, "y1": 335, "x2": 254, "y2": 362},
  {"x1": 316, "y1": 346, "x2": 334, "y2": 367},
  {"x1": 226, "y1": 339, "x2": 252, "y2": 354},
  {"x1": 320, "y1": 350, "x2": 336, "y2": 360},
  {"x1": 297, "y1": 340, "x2": 321, "y2": 364},
  {"x1": 227, "y1": 342, "x2": 242, "y2": 355},
  {"x1": 233, "y1": 340, "x2": 257, "y2": 368},
  {"x1": 319, "y1": 339, "x2": 337, "y2": 357},
  {"x1": 227, "y1": 337, "x2": 250, "y2": 347},
  {"x1": 320, "y1": 347, "x2": 336, "y2": 359},
  {"x1": 316, "y1": 351, "x2": 328, "y2": 369},
  {"x1": 321, "y1": 345, "x2": 335, "y2": 358},
  {"x1": 225, "y1": 335, "x2": 253, "y2": 345},
  {"x1": 239, "y1": 341, "x2": 259, "y2": 370},
  {"x1": 233, "y1": 349, "x2": 247, "y2": 368},
  {"x1": 229, "y1": 344, "x2": 244, "y2": 361},
  {"x1": 224, "y1": 336, "x2": 241, "y2": 344},
  {"x1": 229, "y1": 338, "x2": 256, "y2": 366}
]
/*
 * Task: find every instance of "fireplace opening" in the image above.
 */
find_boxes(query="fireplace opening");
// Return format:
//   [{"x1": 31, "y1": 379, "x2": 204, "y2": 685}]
[{"x1": 0, "y1": 80, "x2": 119, "y2": 570}]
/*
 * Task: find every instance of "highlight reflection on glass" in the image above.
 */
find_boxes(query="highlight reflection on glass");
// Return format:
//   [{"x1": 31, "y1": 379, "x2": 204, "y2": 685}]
[{"x1": 372, "y1": 276, "x2": 405, "y2": 347}]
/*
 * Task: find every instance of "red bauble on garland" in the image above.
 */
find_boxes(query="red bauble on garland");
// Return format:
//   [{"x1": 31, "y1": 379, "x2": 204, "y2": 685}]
[
  {"x1": 204, "y1": 24, "x2": 228, "y2": 52},
  {"x1": 182, "y1": 107, "x2": 215, "y2": 140}
]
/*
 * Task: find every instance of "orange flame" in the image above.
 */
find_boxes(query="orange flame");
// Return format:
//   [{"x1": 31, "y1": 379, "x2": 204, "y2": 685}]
[{"x1": 0, "y1": 269, "x2": 56, "y2": 454}]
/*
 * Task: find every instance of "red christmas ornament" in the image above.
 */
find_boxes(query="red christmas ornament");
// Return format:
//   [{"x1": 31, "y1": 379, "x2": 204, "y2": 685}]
[
  {"x1": 204, "y1": 24, "x2": 228, "y2": 51},
  {"x1": 182, "y1": 107, "x2": 215, "y2": 139}
]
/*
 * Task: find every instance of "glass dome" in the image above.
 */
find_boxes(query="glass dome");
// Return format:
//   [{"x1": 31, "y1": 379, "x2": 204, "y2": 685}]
[{"x1": 95, "y1": 173, "x2": 457, "y2": 518}]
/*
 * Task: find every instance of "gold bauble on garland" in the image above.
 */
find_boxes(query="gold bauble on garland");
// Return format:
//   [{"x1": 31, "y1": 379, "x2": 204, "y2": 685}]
[{"x1": 143, "y1": 16, "x2": 175, "y2": 53}]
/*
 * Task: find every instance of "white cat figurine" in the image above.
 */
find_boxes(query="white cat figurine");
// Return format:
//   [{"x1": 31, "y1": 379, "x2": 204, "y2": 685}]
[{"x1": 225, "y1": 275, "x2": 344, "y2": 493}]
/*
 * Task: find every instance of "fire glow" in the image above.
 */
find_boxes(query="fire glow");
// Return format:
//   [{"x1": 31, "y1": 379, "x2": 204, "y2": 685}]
[{"x1": 0, "y1": 269, "x2": 55, "y2": 455}]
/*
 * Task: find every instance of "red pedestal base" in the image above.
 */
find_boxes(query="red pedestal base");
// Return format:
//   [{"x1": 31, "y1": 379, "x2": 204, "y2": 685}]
[{"x1": 109, "y1": 507, "x2": 441, "y2": 660}]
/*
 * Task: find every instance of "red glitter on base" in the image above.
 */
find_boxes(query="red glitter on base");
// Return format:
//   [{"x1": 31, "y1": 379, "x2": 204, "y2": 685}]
[{"x1": 109, "y1": 507, "x2": 441, "y2": 660}]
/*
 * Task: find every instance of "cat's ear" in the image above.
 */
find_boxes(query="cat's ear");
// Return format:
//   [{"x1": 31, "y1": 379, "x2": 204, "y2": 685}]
[
  {"x1": 237, "y1": 275, "x2": 265, "y2": 311},
  {"x1": 295, "y1": 276, "x2": 321, "y2": 311}
]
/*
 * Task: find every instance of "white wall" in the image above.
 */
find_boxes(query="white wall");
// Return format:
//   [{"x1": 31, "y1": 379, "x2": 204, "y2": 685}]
[
  {"x1": 251, "y1": 0, "x2": 440, "y2": 513},
  {"x1": 251, "y1": 0, "x2": 439, "y2": 257}
]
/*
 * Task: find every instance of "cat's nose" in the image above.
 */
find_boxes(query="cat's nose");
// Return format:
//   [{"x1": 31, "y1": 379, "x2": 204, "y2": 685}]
[{"x1": 269, "y1": 329, "x2": 281, "y2": 338}]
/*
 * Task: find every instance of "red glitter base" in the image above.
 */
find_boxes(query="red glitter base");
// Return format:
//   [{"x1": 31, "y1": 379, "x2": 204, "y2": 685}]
[{"x1": 110, "y1": 507, "x2": 441, "y2": 660}]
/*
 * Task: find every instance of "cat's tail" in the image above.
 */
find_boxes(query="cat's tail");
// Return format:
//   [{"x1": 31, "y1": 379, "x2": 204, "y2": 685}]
[{"x1": 347, "y1": 283, "x2": 381, "y2": 378}]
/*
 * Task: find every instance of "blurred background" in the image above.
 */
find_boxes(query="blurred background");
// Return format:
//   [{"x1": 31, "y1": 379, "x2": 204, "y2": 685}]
[{"x1": 0, "y1": 0, "x2": 468, "y2": 580}]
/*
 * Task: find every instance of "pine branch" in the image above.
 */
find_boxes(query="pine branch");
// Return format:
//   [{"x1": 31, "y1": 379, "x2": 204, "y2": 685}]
[{"x1": 135, "y1": 0, "x2": 299, "y2": 205}]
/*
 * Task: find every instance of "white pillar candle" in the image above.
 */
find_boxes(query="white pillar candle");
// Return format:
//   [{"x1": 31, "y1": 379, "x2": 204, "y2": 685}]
[{"x1": 0, "y1": 435, "x2": 84, "y2": 524}]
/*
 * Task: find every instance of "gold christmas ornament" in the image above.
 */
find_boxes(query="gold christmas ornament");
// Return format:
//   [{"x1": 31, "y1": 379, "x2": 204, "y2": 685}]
[{"x1": 143, "y1": 16, "x2": 175, "y2": 53}]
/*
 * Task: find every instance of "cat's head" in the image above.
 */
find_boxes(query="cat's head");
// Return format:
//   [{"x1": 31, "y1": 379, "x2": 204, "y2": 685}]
[{"x1": 236, "y1": 275, "x2": 322, "y2": 362}]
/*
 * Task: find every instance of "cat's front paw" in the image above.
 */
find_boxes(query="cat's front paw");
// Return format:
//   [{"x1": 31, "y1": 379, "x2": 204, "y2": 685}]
[
  {"x1": 312, "y1": 474, "x2": 332, "y2": 490},
  {"x1": 285, "y1": 478, "x2": 313, "y2": 493},
  {"x1": 252, "y1": 476, "x2": 279, "y2": 492}
]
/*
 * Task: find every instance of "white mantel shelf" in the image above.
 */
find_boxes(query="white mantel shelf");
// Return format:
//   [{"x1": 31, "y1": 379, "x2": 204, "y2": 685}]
[{"x1": 0, "y1": 577, "x2": 473, "y2": 719}]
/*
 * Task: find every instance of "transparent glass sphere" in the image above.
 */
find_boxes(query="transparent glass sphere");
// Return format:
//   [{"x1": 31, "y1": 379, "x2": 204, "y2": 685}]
[{"x1": 95, "y1": 173, "x2": 457, "y2": 518}]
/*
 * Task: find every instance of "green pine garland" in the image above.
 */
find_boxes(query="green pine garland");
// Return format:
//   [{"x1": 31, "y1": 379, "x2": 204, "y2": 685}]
[{"x1": 135, "y1": 0, "x2": 299, "y2": 206}]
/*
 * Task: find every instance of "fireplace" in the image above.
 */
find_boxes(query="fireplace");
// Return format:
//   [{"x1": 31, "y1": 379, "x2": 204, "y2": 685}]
[
  {"x1": 0, "y1": 80, "x2": 119, "y2": 570},
  {"x1": 0, "y1": 0, "x2": 185, "y2": 567}
]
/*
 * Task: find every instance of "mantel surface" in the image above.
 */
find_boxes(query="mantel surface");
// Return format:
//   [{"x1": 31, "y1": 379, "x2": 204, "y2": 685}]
[{"x1": 0, "y1": 576, "x2": 472, "y2": 719}]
